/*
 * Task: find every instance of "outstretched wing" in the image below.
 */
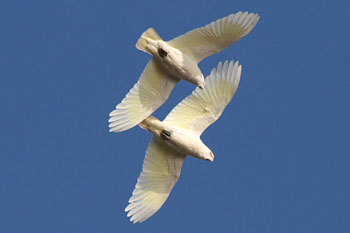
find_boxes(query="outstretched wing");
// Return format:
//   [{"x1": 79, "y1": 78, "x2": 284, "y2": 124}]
[
  {"x1": 109, "y1": 59, "x2": 178, "y2": 132},
  {"x1": 125, "y1": 138, "x2": 186, "y2": 223},
  {"x1": 168, "y1": 12, "x2": 259, "y2": 63},
  {"x1": 163, "y1": 60, "x2": 242, "y2": 136}
]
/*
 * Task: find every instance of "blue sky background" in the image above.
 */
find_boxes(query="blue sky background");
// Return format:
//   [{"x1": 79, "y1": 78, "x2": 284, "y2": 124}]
[{"x1": 1, "y1": 0, "x2": 349, "y2": 232}]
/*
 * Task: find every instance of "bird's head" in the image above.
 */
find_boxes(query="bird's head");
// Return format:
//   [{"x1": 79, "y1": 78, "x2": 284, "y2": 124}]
[{"x1": 197, "y1": 76, "x2": 205, "y2": 89}]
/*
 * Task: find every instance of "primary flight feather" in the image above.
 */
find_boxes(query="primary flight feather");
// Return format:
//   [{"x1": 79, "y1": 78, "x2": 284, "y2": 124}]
[
  {"x1": 109, "y1": 11, "x2": 258, "y2": 133},
  {"x1": 125, "y1": 60, "x2": 242, "y2": 223}
]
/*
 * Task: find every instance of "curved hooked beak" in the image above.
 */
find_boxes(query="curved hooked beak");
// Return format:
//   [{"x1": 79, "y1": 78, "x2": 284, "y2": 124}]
[
  {"x1": 198, "y1": 79, "x2": 205, "y2": 90},
  {"x1": 205, "y1": 154, "x2": 214, "y2": 162}
]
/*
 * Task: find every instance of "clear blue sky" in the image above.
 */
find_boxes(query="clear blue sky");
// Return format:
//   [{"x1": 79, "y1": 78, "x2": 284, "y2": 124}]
[{"x1": 1, "y1": 0, "x2": 349, "y2": 232}]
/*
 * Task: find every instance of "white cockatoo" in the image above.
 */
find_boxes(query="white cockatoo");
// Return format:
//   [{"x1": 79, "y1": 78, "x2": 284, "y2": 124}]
[
  {"x1": 109, "y1": 12, "x2": 258, "y2": 132},
  {"x1": 125, "y1": 60, "x2": 242, "y2": 223}
]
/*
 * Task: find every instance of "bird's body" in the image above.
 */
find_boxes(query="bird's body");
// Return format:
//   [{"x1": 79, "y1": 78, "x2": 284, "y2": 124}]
[
  {"x1": 139, "y1": 115, "x2": 214, "y2": 161},
  {"x1": 137, "y1": 31, "x2": 205, "y2": 88},
  {"x1": 125, "y1": 60, "x2": 242, "y2": 223},
  {"x1": 109, "y1": 12, "x2": 259, "y2": 133}
]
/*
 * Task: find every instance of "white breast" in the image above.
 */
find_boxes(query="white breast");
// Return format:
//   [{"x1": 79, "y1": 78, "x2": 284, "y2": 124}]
[
  {"x1": 163, "y1": 126, "x2": 208, "y2": 160},
  {"x1": 156, "y1": 41, "x2": 203, "y2": 87}
]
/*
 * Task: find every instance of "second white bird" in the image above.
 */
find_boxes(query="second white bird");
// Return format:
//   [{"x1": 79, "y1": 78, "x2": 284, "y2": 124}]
[
  {"x1": 125, "y1": 60, "x2": 242, "y2": 223},
  {"x1": 109, "y1": 12, "x2": 259, "y2": 132}
]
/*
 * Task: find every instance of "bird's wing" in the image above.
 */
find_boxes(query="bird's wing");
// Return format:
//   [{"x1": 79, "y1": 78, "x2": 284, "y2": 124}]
[
  {"x1": 109, "y1": 59, "x2": 178, "y2": 133},
  {"x1": 125, "y1": 138, "x2": 186, "y2": 223},
  {"x1": 168, "y1": 12, "x2": 259, "y2": 63},
  {"x1": 163, "y1": 60, "x2": 241, "y2": 136}
]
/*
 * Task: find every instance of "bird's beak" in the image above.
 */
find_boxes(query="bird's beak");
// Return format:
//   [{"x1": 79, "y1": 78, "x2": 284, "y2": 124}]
[
  {"x1": 197, "y1": 78, "x2": 205, "y2": 90},
  {"x1": 209, "y1": 153, "x2": 214, "y2": 162}
]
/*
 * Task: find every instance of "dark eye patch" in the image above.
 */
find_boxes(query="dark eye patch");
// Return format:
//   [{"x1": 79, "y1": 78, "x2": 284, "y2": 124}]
[{"x1": 158, "y1": 48, "x2": 168, "y2": 58}]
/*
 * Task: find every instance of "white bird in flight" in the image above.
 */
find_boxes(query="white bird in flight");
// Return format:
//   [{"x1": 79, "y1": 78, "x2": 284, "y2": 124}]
[
  {"x1": 109, "y1": 12, "x2": 259, "y2": 133},
  {"x1": 125, "y1": 60, "x2": 242, "y2": 223}
]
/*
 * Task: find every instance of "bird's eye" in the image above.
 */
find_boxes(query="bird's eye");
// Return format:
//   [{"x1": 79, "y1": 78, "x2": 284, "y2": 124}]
[{"x1": 158, "y1": 48, "x2": 168, "y2": 58}]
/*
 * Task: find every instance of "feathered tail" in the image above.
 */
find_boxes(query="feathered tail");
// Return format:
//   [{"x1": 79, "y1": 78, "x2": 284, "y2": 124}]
[{"x1": 136, "y1": 27, "x2": 162, "y2": 54}]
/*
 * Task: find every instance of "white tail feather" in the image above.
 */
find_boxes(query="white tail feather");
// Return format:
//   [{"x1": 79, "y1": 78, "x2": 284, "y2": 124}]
[{"x1": 136, "y1": 27, "x2": 162, "y2": 54}]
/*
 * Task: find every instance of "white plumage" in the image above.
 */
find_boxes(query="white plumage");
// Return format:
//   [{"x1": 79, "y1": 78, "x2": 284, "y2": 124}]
[
  {"x1": 163, "y1": 60, "x2": 242, "y2": 136},
  {"x1": 125, "y1": 60, "x2": 242, "y2": 223},
  {"x1": 109, "y1": 12, "x2": 258, "y2": 133}
]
